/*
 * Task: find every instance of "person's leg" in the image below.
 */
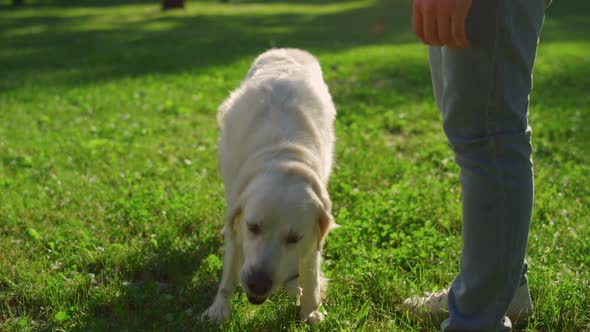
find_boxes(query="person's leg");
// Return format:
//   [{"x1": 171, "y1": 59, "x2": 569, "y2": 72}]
[
  {"x1": 429, "y1": 45, "x2": 531, "y2": 292},
  {"x1": 434, "y1": 0, "x2": 545, "y2": 330}
]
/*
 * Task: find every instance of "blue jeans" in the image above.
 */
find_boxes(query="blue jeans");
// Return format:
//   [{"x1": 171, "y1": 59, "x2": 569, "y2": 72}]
[{"x1": 428, "y1": 0, "x2": 546, "y2": 330}]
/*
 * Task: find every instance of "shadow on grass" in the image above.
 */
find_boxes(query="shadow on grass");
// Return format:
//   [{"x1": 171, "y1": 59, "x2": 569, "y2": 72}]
[
  {"x1": 73, "y1": 231, "x2": 224, "y2": 331},
  {"x1": 0, "y1": 0, "x2": 414, "y2": 92},
  {"x1": 72, "y1": 233, "x2": 308, "y2": 331},
  {"x1": 1, "y1": 0, "x2": 586, "y2": 94},
  {"x1": 2, "y1": 0, "x2": 365, "y2": 8}
]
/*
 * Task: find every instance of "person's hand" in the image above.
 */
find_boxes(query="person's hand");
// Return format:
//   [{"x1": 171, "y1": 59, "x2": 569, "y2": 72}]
[{"x1": 412, "y1": 0, "x2": 472, "y2": 48}]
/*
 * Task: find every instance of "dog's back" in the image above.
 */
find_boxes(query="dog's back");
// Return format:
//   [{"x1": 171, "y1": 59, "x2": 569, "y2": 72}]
[{"x1": 218, "y1": 49, "x2": 336, "y2": 202}]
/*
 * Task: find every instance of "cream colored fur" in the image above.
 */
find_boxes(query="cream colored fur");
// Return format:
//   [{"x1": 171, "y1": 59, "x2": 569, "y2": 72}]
[{"x1": 201, "y1": 48, "x2": 338, "y2": 325}]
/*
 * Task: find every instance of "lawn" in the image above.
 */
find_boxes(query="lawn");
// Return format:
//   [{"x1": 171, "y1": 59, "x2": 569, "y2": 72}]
[{"x1": 0, "y1": 0, "x2": 589, "y2": 331}]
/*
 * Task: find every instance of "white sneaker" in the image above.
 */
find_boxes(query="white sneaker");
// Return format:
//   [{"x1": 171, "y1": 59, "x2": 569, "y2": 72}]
[{"x1": 398, "y1": 283, "x2": 533, "y2": 327}]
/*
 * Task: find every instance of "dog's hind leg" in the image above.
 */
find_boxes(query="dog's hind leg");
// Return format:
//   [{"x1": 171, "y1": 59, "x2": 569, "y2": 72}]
[
  {"x1": 201, "y1": 233, "x2": 242, "y2": 323},
  {"x1": 299, "y1": 250, "x2": 325, "y2": 324}
]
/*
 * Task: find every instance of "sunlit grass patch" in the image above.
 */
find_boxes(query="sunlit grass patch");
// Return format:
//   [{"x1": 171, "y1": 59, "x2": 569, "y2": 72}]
[{"x1": 1, "y1": 0, "x2": 588, "y2": 330}]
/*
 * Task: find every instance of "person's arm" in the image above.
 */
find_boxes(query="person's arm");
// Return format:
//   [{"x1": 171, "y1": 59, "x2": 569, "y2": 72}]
[{"x1": 412, "y1": 0, "x2": 472, "y2": 48}]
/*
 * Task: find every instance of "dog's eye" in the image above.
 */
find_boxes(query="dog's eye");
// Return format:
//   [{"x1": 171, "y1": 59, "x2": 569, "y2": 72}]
[
  {"x1": 285, "y1": 233, "x2": 301, "y2": 245},
  {"x1": 247, "y1": 223, "x2": 261, "y2": 235}
]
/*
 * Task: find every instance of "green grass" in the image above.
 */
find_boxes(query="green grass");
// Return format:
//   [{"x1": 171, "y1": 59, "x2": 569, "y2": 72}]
[{"x1": 1, "y1": 0, "x2": 589, "y2": 331}]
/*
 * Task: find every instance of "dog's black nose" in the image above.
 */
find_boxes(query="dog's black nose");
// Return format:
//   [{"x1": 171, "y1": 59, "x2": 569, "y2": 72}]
[{"x1": 246, "y1": 271, "x2": 272, "y2": 295}]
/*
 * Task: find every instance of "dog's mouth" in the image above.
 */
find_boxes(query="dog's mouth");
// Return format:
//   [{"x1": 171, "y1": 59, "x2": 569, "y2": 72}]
[
  {"x1": 247, "y1": 294, "x2": 268, "y2": 305},
  {"x1": 244, "y1": 274, "x2": 299, "y2": 305}
]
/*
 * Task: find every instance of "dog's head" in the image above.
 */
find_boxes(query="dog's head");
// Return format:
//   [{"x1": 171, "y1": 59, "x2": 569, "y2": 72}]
[{"x1": 225, "y1": 171, "x2": 338, "y2": 305}]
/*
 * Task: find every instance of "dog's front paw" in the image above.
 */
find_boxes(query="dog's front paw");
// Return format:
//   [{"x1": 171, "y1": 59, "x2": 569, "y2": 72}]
[
  {"x1": 300, "y1": 309, "x2": 325, "y2": 325},
  {"x1": 201, "y1": 300, "x2": 230, "y2": 323}
]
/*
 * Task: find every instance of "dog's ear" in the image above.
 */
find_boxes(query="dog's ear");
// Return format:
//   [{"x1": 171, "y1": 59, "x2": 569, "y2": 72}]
[
  {"x1": 308, "y1": 180, "x2": 339, "y2": 251},
  {"x1": 317, "y1": 209, "x2": 339, "y2": 250},
  {"x1": 221, "y1": 203, "x2": 242, "y2": 236}
]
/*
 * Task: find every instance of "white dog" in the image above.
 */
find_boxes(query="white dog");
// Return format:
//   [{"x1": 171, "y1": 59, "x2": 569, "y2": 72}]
[{"x1": 201, "y1": 48, "x2": 338, "y2": 324}]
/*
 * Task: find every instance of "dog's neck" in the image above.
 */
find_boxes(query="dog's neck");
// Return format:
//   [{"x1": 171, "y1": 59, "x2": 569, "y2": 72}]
[{"x1": 229, "y1": 142, "x2": 322, "y2": 203}]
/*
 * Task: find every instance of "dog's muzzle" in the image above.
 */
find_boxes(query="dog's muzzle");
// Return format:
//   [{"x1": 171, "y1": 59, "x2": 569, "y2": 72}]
[{"x1": 246, "y1": 270, "x2": 272, "y2": 305}]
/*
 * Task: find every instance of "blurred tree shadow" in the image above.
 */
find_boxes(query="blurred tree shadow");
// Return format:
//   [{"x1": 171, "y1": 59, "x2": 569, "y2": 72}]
[
  {"x1": 0, "y1": 0, "x2": 414, "y2": 92},
  {"x1": 74, "y1": 231, "x2": 224, "y2": 331},
  {"x1": 2, "y1": 0, "x2": 161, "y2": 8},
  {"x1": 1, "y1": 0, "x2": 586, "y2": 93},
  {"x1": 2, "y1": 0, "x2": 365, "y2": 8}
]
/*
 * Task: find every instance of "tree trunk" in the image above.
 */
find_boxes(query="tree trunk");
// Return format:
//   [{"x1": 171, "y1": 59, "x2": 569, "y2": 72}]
[
  {"x1": 13, "y1": 0, "x2": 24, "y2": 6},
  {"x1": 162, "y1": 0, "x2": 184, "y2": 10}
]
